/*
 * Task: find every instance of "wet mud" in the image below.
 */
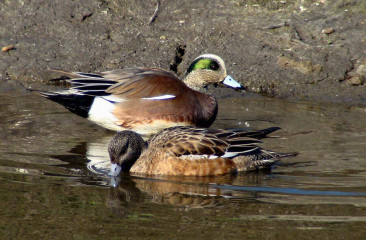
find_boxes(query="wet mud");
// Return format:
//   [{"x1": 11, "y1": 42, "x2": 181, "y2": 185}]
[{"x1": 1, "y1": 0, "x2": 365, "y2": 104}]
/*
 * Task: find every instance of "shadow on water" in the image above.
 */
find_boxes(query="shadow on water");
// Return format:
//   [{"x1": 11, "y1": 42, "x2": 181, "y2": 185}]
[{"x1": 1, "y1": 90, "x2": 366, "y2": 239}]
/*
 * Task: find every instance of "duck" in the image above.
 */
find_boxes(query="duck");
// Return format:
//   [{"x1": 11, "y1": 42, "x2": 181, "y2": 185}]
[
  {"x1": 107, "y1": 126, "x2": 297, "y2": 176},
  {"x1": 36, "y1": 54, "x2": 243, "y2": 137}
]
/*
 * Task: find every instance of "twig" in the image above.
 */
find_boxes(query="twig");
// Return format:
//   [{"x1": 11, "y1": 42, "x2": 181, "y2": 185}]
[
  {"x1": 264, "y1": 31, "x2": 312, "y2": 47},
  {"x1": 292, "y1": 25, "x2": 303, "y2": 41},
  {"x1": 148, "y1": 0, "x2": 160, "y2": 25},
  {"x1": 263, "y1": 21, "x2": 289, "y2": 30}
]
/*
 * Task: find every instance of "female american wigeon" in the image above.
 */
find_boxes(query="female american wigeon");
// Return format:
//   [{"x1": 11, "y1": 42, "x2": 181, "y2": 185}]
[
  {"x1": 108, "y1": 126, "x2": 296, "y2": 176},
  {"x1": 37, "y1": 54, "x2": 243, "y2": 136}
]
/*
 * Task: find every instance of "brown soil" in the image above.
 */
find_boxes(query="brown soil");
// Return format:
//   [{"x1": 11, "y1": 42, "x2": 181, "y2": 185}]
[{"x1": 1, "y1": 0, "x2": 365, "y2": 104}]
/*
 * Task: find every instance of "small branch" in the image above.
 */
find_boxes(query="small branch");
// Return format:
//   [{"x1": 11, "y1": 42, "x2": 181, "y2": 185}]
[
  {"x1": 292, "y1": 25, "x2": 303, "y2": 41},
  {"x1": 263, "y1": 21, "x2": 289, "y2": 30},
  {"x1": 148, "y1": 0, "x2": 160, "y2": 25}
]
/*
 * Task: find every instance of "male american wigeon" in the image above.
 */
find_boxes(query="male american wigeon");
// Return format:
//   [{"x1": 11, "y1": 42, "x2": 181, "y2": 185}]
[
  {"x1": 36, "y1": 54, "x2": 243, "y2": 136},
  {"x1": 108, "y1": 126, "x2": 297, "y2": 176}
]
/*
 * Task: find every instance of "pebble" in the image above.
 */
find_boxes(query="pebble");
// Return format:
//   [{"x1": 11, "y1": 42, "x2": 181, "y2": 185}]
[
  {"x1": 345, "y1": 76, "x2": 364, "y2": 86},
  {"x1": 1, "y1": 44, "x2": 15, "y2": 52},
  {"x1": 322, "y1": 28, "x2": 335, "y2": 35}
]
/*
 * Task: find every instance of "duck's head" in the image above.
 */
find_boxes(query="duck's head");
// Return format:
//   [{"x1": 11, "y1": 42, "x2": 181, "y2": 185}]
[
  {"x1": 108, "y1": 131, "x2": 145, "y2": 177},
  {"x1": 183, "y1": 54, "x2": 243, "y2": 90}
]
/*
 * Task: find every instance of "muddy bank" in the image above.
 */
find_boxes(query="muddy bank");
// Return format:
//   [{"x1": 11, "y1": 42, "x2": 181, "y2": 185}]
[{"x1": 1, "y1": 0, "x2": 365, "y2": 104}]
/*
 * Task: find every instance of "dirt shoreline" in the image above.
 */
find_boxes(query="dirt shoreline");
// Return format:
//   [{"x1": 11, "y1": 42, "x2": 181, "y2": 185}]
[{"x1": 1, "y1": 0, "x2": 365, "y2": 104}]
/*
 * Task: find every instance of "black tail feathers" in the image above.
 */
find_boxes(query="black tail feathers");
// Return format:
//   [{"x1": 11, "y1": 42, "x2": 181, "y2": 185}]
[{"x1": 35, "y1": 90, "x2": 94, "y2": 118}]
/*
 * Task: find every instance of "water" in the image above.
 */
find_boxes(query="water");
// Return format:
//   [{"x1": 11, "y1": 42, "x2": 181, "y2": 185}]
[{"x1": 1, "y1": 90, "x2": 366, "y2": 239}]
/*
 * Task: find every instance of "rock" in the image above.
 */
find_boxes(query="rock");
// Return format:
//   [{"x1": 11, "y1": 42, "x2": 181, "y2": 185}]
[
  {"x1": 345, "y1": 76, "x2": 364, "y2": 86},
  {"x1": 322, "y1": 28, "x2": 335, "y2": 35}
]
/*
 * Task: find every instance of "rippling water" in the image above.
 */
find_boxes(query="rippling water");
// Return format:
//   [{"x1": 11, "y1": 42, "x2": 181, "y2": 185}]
[{"x1": 1, "y1": 89, "x2": 366, "y2": 239}]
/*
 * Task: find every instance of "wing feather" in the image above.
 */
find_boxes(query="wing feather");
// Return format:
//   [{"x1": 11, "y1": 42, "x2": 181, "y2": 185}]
[
  {"x1": 151, "y1": 126, "x2": 268, "y2": 159},
  {"x1": 48, "y1": 68, "x2": 187, "y2": 99}
]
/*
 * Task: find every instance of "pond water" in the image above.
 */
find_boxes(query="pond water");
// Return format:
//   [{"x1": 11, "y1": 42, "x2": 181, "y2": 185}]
[{"x1": 1, "y1": 89, "x2": 366, "y2": 239}]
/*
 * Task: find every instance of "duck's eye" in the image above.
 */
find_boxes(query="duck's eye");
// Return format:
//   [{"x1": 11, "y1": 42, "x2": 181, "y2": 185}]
[{"x1": 210, "y1": 61, "x2": 219, "y2": 70}]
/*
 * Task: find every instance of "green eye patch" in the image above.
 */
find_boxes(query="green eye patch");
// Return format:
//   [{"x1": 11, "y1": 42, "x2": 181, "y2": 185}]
[{"x1": 187, "y1": 58, "x2": 219, "y2": 74}]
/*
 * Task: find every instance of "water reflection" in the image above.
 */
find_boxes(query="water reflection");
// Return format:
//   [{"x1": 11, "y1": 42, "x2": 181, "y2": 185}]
[
  {"x1": 105, "y1": 172, "x2": 274, "y2": 213},
  {"x1": 2, "y1": 90, "x2": 366, "y2": 238},
  {"x1": 106, "y1": 173, "x2": 366, "y2": 207}
]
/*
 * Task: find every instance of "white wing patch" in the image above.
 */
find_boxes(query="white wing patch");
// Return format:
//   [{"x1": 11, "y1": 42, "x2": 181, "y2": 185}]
[
  {"x1": 220, "y1": 152, "x2": 241, "y2": 158},
  {"x1": 180, "y1": 154, "x2": 219, "y2": 160},
  {"x1": 141, "y1": 94, "x2": 176, "y2": 100}
]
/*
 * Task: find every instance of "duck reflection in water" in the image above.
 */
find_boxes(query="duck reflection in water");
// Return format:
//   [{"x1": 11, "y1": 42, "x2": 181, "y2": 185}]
[{"x1": 106, "y1": 170, "x2": 275, "y2": 213}]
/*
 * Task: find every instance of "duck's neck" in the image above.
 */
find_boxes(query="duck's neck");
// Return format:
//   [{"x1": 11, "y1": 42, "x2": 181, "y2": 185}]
[
  {"x1": 182, "y1": 72, "x2": 204, "y2": 91},
  {"x1": 121, "y1": 133, "x2": 147, "y2": 171},
  {"x1": 194, "y1": 93, "x2": 218, "y2": 127}
]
